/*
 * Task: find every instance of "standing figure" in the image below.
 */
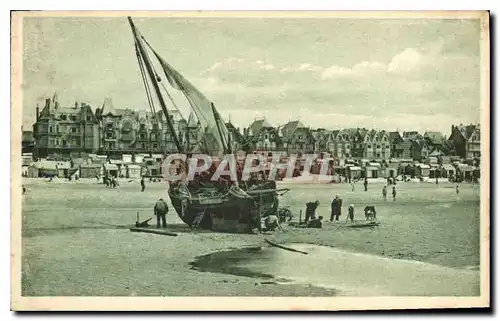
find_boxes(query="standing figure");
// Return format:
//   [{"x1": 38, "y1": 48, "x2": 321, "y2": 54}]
[
  {"x1": 456, "y1": 185, "x2": 460, "y2": 195},
  {"x1": 330, "y1": 195, "x2": 342, "y2": 222},
  {"x1": 347, "y1": 204, "x2": 355, "y2": 223},
  {"x1": 364, "y1": 178, "x2": 368, "y2": 192},
  {"x1": 382, "y1": 185, "x2": 387, "y2": 201},
  {"x1": 141, "y1": 177, "x2": 146, "y2": 192},
  {"x1": 364, "y1": 205, "x2": 377, "y2": 221},
  {"x1": 392, "y1": 186, "x2": 397, "y2": 201},
  {"x1": 305, "y1": 200, "x2": 320, "y2": 223},
  {"x1": 154, "y1": 198, "x2": 169, "y2": 228},
  {"x1": 351, "y1": 182, "x2": 355, "y2": 192}
]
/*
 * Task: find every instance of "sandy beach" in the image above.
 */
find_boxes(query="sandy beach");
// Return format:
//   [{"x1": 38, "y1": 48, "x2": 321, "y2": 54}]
[{"x1": 21, "y1": 178, "x2": 480, "y2": 296}]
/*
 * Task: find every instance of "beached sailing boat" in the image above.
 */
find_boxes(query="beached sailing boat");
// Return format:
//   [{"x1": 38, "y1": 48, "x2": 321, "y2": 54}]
[{"x1": 128, "y1": 17, "x2": 289, "y2": 233}]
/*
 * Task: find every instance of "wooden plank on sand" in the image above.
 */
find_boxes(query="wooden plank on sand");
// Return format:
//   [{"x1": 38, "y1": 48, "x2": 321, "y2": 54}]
[
  {"x1": 130, "y1": 227, "x2": 178, "y2": 236},
  {"x1": 264, "y1": 239, "x2": 308, "y2": 255}
]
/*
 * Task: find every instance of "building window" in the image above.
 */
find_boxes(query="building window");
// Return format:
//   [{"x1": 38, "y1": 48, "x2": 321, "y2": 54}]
[
  {"x1": 86, "y1": 115, "x2": 92, "y2": 121},
  {"x1": 377, "y1": 145, "x2": 381, "y2": 148},
  {"x1": 60, "y1": 114, "x2": 67, "y2": 120},
  {"x1": 106, "y1": 132, "x2": 113, "y2": 139},
  {"x1": 106, "y1": 123, "x2": 113, "y2": 129},
  {"x1": 386, "y1": 145, "x2": 390, "y2": 148},
  {"x1": 140, "y1": 124, "x2": 146, "y2": 130},
  {"x1": 140, "y1": 143, "x2": 145, "y2": 149},
  {"x1": 70, "y1": 115, "x2": 77, "y2": 121},
  {"x1": 367, "y1": 144, "x2": 372, "y2": 148},
  {"x1": 153, "y1": 143, "x2": 158, "y2": 149},
  {"x1": 71, "y1": 127, "x2": 77, "y2": 133},
  {"x1": 140, "y1": 134, "x2": 146, "y2": 140},
  {"x1": 49, "y1": 126, "x2": 53, "y2": 133},
  {"x1": 56, "y1": 125, "x2": 59, "y2": 133}
]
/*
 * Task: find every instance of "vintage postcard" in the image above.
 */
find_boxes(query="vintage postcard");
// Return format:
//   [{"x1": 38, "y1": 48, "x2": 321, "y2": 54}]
[{"x1": 11, "y1": 11, "x2": 490, "y2": 311}]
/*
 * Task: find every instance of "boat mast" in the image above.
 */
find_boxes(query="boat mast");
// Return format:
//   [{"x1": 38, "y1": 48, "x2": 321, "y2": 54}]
[{"x1": 128, "y1": 17, "x2": 184, "y2": 153}]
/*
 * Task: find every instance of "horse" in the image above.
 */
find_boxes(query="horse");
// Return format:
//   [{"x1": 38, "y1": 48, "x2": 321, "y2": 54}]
[{"x1": 364, "y1": 206, "x2": 377, "y2": 221}]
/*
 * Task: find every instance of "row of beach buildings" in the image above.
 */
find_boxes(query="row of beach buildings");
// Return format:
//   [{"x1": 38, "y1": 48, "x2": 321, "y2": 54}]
[{"x1": 21, "y1": 150, "x2": 480, "y2": 183}]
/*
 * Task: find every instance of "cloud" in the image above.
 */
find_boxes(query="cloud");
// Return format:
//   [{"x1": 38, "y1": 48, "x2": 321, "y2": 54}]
[
  {"x1": 321, "y1": 48, "x2": 423, "y2": 80},
  {"x1": 387, "y1": 48, "x2": 422, "y2": 74},
  {"x1": 321, "y1": 60, "x2": 386, "y2": 79},
  {"x1": 260, "y1": 64, "x2": 275, "y2": 71}
]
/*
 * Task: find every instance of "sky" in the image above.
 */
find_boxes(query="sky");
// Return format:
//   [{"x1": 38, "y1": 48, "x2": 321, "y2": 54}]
[{"x1": 21, "y1": 15, "x2": 484, "y2": 135}]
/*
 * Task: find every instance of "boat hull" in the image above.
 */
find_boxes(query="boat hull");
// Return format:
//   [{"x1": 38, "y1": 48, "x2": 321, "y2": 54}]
[{"x1": 168, "y1": 181, "x2": 280, "y2": 233}]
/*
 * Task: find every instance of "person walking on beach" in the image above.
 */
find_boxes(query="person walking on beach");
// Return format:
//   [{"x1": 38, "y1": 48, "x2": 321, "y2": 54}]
[
  {"x1": 351, "y1": 181, "x2": 355, "y2": 192},
  {"x1": 392, "y1": 186, "x2": 397, "y2": 201},
  {"x1": 456, "y1": 185, "x2": 460, "y2": 195},
  {"x1": 330, "y1": 195, "x2": 342, "y2": 222},
  {"x1": 140, "y1": 177, "x2": 146, "y2": 192},
  {"x1": 305, "y1": 200, "x2": 320, "y2": 223},
  {"x1": 382, "y1": 185, "x2": 387, "y2": 201},
  {"x1": 347, "y1": 204, "x2": 355, "y2": 223},
  {"x1": 154, "y1": 198, "x2": 169, "y2": 228}
]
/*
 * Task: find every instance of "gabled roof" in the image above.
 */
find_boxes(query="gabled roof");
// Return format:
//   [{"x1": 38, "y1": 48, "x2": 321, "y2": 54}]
[
  {"x1": 311, "y1": 129, "x2": 330, "y2": 142},
  {"x1": 457, "y1": 125, "x2": 476, "y2": 140},
  {"x1": 101, "y1": 97, "x2": 115, "y2": 114},
  {"x1": 281, "y1": 120, "x2": 307, "y2": 138},
  {"x1": 248, "y1": 118, "x2": 274, "y2": 135},
  {"x1": 388, "y1": 131, "x2": 402, "y2": 142},
  {"x1": 412, "y1": 139, "x2": 428, "y2": 148},
  {"x1": 424, "y1": 131, "x2": 445, "y2": 144},
  {"x1": 429, "y1": 148, "x2": 444, "y2": 156},
  {"x1": 187, "y1": 111, "x2": 198, "y2": 127},
  {"x1": 225, "y1": 122, "x2": 244, "y2": 141}
]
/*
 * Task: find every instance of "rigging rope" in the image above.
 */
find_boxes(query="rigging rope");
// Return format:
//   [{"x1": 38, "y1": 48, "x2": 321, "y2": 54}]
[
  {"x1": 141, "y1": 37, "x2": 211, "y2": 126},
  {"x1": 158, "y1": 80, "x2": 186, "y2": 122},
  {"x1": 135, "y1": 44, "x2": 158, "y2": 124}
]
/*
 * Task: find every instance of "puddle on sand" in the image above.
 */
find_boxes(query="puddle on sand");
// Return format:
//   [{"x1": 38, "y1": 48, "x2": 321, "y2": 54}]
[{"x1": 191, "y1": 243, "x2": 480, "y2": 297}]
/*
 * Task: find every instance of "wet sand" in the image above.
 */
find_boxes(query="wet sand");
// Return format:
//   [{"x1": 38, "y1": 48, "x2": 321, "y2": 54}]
[{"x1": 21, "y1": 178, "x2": 480, "y2": 296}]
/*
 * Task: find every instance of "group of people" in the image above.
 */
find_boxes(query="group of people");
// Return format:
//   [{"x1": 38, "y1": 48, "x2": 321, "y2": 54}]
[
  {"x1": 298, "y1": 193, "x2": 380, "y2": 225},
  {"x1": 103, "y1": 176, "x2": 118, "y2": 188},
  {"x1": 382, "y1": 185, "x2": 397, "y2": 201}
]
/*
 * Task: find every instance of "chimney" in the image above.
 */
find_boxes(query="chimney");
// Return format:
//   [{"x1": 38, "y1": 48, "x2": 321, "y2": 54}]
[
  {"x1": 75, "y1": 101, "x2": 78, "y2": 109},
  {"x1": 36, "y1": 105, "x2": 39, "y2": 121}
]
